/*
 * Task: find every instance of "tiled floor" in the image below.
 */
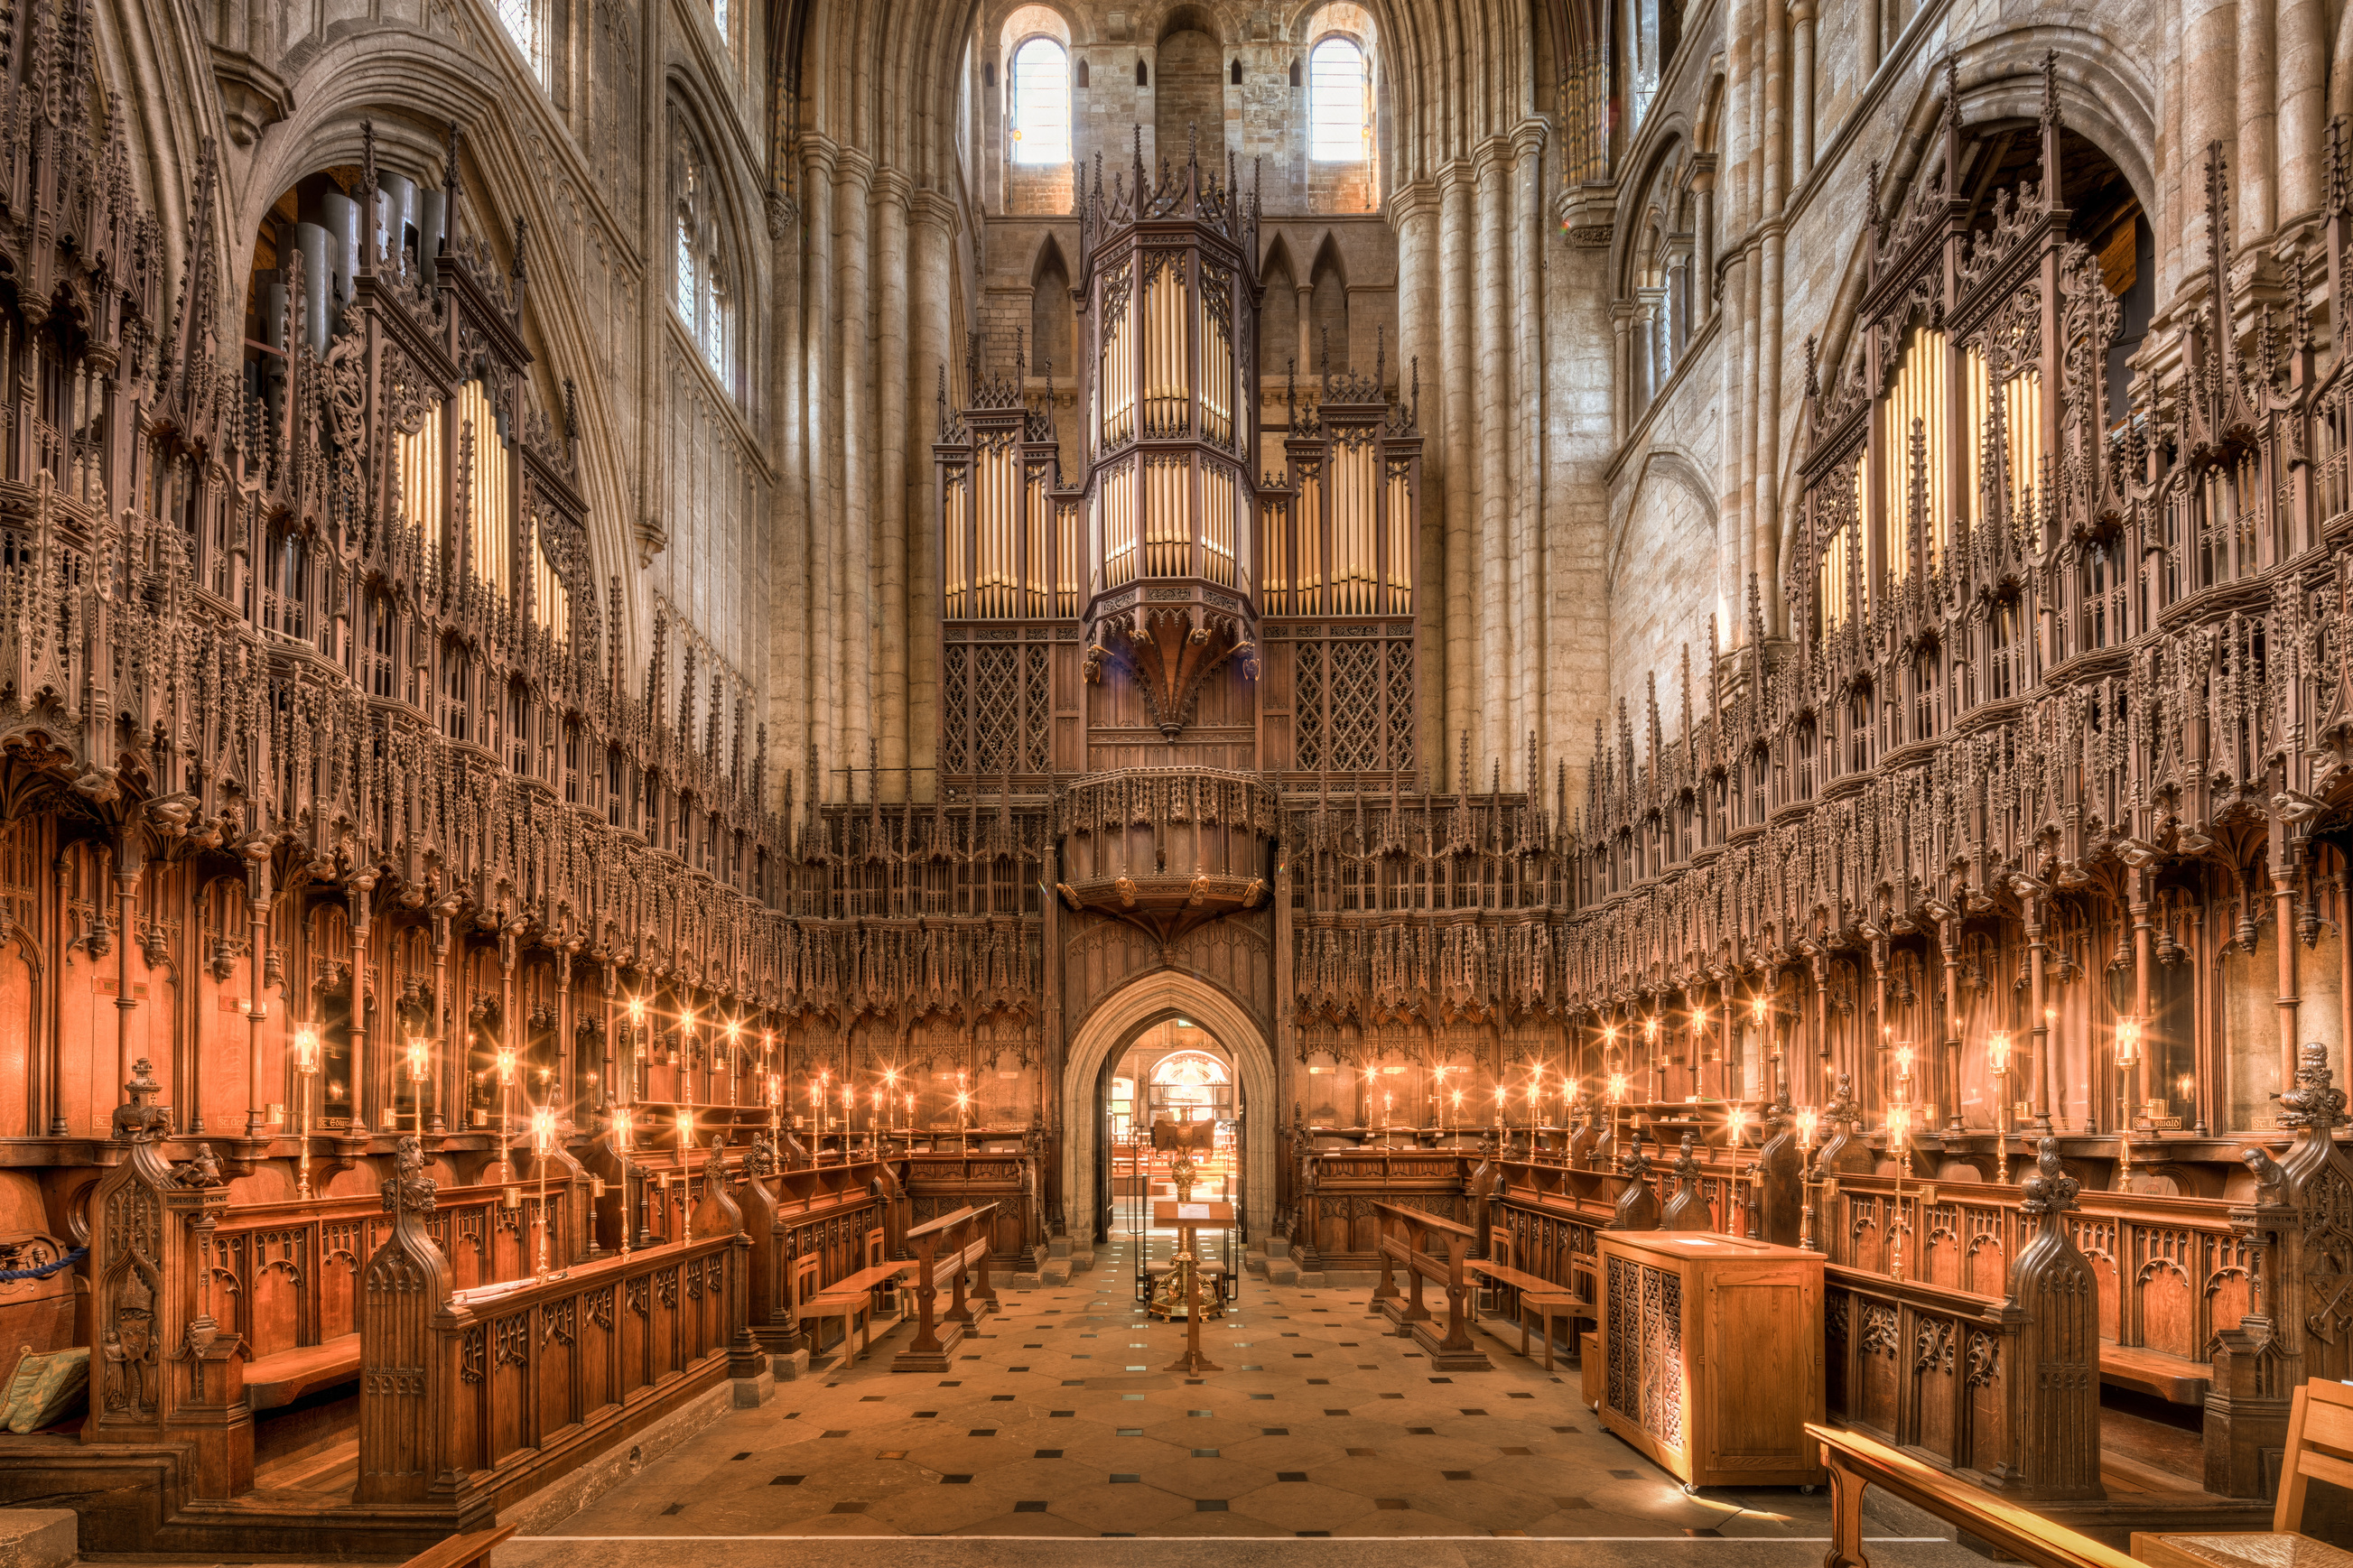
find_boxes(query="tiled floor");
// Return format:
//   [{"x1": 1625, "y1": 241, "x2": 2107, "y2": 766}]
[{"x1": 533, "y1": 1228, "x2": 1865, "y2": 1543}]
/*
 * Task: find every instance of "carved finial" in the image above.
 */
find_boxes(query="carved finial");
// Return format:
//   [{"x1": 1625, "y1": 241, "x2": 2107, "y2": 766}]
[
  {"x1": 563, "y1": 376, "x2": 579, "y2": 443},
  {"x1": 382, "y1": 1135, "x2": 439, "y2": 1216},
  {"x1": 1944, "y1": 55, "x2": 1961, "y2": 130},
  {"x1": 2205, "y1": 141, "x2": 2232, "y2": 303},
  {"x1": 2330, "y1": 118, "x2": 2348, "y2": 217},
  {"x1": 2279, "y1": 1040, "x2": 2348, "y2": 1131},
  {"x1": 1409, "y1": 357, "x2": 1420, "y2": 427},
  {"x1": 512, "y1": 213, "x2": 528, "y2": 283},
  {"x1": 1319, "y1": 324, "x2": 1331, "y2": 387},
  {"x1": 2020, "y1": 1137, "x2": 2080, "y2": 1215},
  {"x1": 1373, "y1": 324, "x2": 1385, "y2": 392},
  {"x1": 1803, "y1": 334, "x2": 1818, "y2": 399},
  {"x1": 1457, "y1": 729, "x2": 1471, "y2": 795},
  {"x1": 702, "y1": 1134, "x2": 730, "y2": 1199},
  {"x1": 442, "y1": 121, "x2": 462, "y2": 254},
  {"x1": 2039, "y1": 50, "x2": 2060, "y2": 132}
]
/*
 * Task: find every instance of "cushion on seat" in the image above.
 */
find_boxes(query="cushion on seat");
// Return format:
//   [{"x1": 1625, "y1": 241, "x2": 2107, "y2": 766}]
[{"x1": 3, "y1": 1346, "x2": 89, "y2": 1433}]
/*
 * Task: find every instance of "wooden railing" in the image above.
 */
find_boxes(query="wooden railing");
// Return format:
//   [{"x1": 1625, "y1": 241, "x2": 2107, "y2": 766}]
[
  {"x1": 358, "y1": 1142, "x2": 759, "y2": 1517},
  {"x1": 218, "y1": 1167, "x2": 588, "y2": 1387},
  {"x1": 1808, "y1": 1423, "x2": 2136, "y2": 1568}
]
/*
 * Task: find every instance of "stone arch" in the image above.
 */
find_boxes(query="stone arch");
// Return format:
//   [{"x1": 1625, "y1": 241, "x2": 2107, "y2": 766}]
[
  {"x1": 1029, "y1": 233, "x2": 1073, "y2": 376},
  {"x1": 1307, "y1": 230, "x2": 1350, "y2": 373},
  {"x1": 1063, "y1": 970, "x2": 1277, "y2": 1243}
]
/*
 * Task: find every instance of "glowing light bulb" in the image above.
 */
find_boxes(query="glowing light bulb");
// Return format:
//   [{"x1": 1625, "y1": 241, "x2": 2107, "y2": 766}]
[
  {"x1": 405, "y1": 1037, "x2": 429, "y2": 1081},
  {"x1": 496, "y1": 1044, "x2": 517, "y2": 1085},
  {"x1": 293, "y1": 1025, "x2": 320, "y2": 1075},
  {"x1": 1987, "y1": 1032, "x2": 2011, "y2": 1076}
]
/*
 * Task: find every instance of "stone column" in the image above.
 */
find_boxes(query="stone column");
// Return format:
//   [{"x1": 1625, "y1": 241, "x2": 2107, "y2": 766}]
[
  {"x1": 1391, "y1": 181, "x2": 1443, "y2": 787},
  {"x1": 1691, "y1": 160, "x2": 1716, "y2": 322},
  {"x1": 2279, "y1": 0, "x2": 2327, "y2": 224},
  {"x1": 873, "y1": 168, "x2": 910, "y2": 800},
  {"x1": 1474, "y1": 140, "x2": 1510, "y2": 769},
  {"x1": 907, "y1": 191, "x2": 957, "y2": 800},
  {"x1": 1789, "y1": 0, "x2": 1818, "y2": 186},
  {"x1": 1632, "y1": 296, "x2": 1657, "y2": 411},
  {"x1": 833, "y1": 150, "x2": 875, "y2": 776},
  {"x1": 2238, "y1": 0, "x2": 2277, "y2": 245},
  {"x1": 1437, "y1": 162, "x2": 1475, "y2": 781},
  {"x1": 1296, "y1": 283, "x2": 1314, "y2": 379},
  {"x1": 1612, "y1": 300, "x2": 1633, "y2": 446},
  {"x1": 2182, "y1": 0, "x2": 2239, "y2": 280},
  {"x1": 803, "y1": 138, "x2": 840, "y2": 777},
  {"x1": 1511, "y1": 120, "x2": 1546, "y2": 760}
]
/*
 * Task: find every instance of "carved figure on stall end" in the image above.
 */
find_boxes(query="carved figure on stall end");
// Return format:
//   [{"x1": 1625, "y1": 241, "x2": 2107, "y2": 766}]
[
  {"x1": 169, "y1": 1144, "x2": 225, "y2": 1190},
  {"x1": 2019, "y1": 1138, "x2": 2080, "y2": 1216},
  {"x1": 778, "y1": 1122, "x2": 811, "y2": 1168},
  {"x1": 1662, "y1": 1132, "x2": 1712, "y2": 1230},
  {"x1": 702, "y1": 1136, "x2": 730, "y2": 1201},
  {"x1": 112, "y1": 1059, "x2": 172, "y2": 1143},
  {"x1": 743, "y1": 1131, "x2": 777, "y2": 1179},
  {"x1": 101, "y1": 1267, "x2": 158, "y2": 1418},
  {"x1": 2242, "y1": 1146, "x2": 2291, "y2": 1211},
  {"x1": 381, "y1": 1135, "x2": 438, "y2": 1215},
  {"x1": 2278, "y1": 1043, "x2": 2348, "y2": 1131}
]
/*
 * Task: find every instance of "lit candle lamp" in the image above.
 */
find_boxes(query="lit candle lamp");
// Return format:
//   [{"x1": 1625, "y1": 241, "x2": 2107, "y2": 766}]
[
  {"x1": 1987, "y1": 1029, "x2": 2013, "y2": 1183},
  {"x1": 405, "y1": 1035, "x2": 431, "y2": 1136},
  {"x1": 293, "y1": 1024, "x2": 321, "y2": 1200}
]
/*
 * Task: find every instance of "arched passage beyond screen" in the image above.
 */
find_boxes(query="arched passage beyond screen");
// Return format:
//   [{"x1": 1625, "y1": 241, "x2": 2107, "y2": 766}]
[{"x1": 1063, "y1": 972, "x2": 1274, "y2": 1242}]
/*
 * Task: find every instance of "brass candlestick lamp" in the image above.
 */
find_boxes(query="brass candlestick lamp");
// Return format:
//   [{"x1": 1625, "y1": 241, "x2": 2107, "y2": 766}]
[
  {"x1": 404, "y1": 1035, "x2": 432, "y2": 1136},
  {"x1": 530, "y1": 1105, "x2": 563, "y2": 1282},
  {"x1": 293, "y1": 1023, "x2": 321, "y2": 1199},
  {"x1": 2115, "y1": 1016, "x2": 2143, "y2": 1185},
  {"x1": 613, "y1": 1105, "x2": 636, "y2": 1260},
  {"x1": 1726, "y1": 1104, "x2": 1751, "y2": 1235},
  {"x1": 494, "y1": 1042, "x2": 519, "y2": 1184},
  {"x1": 1796, "y1": 1105, "x2": 1820, "y2": 1251},
  {"x1": 1987, "y1": 1029, "x2": 2013, "y2": 1184},
  {"x1": 1889, "y1": 1042, "x2": 1919, "y2": 1282}
]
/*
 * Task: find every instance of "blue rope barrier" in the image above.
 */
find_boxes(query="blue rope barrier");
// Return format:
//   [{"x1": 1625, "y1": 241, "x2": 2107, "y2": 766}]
[{"x1": 0, "y1": 1247, "x2": 85, "y2": 1283}]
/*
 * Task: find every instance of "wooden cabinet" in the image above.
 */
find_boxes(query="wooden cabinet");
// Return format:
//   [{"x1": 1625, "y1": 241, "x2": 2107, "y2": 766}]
[{"x1": 1596, "y1": 1230, "x2": 1826, "y2": 1489}]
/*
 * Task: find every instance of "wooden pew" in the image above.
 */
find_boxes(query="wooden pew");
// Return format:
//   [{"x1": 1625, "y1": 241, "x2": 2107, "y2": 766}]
[
  {"x1": 1369, "y1": 1202, "x2": 1491, "y2": 1372},
  {"x1": 891, "y1": 1203, "x2": 1000, "y2": 1374},
  {"x1": 796, "y1": 1259, "x2": 916, "y2": 1370},
  {"x1": 1468, "y1": 1257, "x2": 1593, "y2": 1369}
]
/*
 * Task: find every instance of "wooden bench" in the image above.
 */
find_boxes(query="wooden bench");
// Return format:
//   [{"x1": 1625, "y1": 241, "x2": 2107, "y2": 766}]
[
  {"x1": 1468, "y1": 1260, "x2": 1593, "y2": 1369},
  {"x1": 796, "y1": 1261, "x2": 916, "y2": 1369},
  {"x1": 1370, "y1": 1202, "x2": 1492, "y2": 1372},
  {"x1": 2134, "y1": 1378, "x2": 2353, "y2": 1568},
  {"x1": 2099, "y1": 1343, "x2": 2210, "y2": 1406},
  {"x1": 246, "y1": 1332, "x2": 364, "y2": 1411},
  {"x1": 892, "y1": 1202, "x2": 999, "y2": 1373}
]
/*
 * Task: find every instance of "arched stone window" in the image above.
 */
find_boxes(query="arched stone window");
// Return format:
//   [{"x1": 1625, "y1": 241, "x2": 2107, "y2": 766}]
[
  {"x1": 1307, "y1": 37, "x2": 1366, "y2": 162},
  {"x1": 668, "y1": 116, "x2": 738, "y2": 393},
  {"x1": 1010, "y1": 36, "x2": 1072, "y2": 164}
]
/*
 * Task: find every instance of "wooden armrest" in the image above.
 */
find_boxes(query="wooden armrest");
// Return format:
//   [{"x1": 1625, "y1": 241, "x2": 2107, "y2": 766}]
[{"x1": 400, "y1": 1525, "x2": 516, "y2": 1568}]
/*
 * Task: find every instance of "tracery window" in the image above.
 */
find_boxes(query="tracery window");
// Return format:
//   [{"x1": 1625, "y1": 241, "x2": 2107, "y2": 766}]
[
  {"x1": 497, "y1": 0, "x2": 546, "y2": 81},
  {"x1": 669, "y1": 126, "x2": 737, "y2": 391},
  {"x1": 1308, "y1": 38, "x2": 1367, "y2": 161},
  {"x1": 1010, "y1": 37, "x2": 1072, "y2": 165}
]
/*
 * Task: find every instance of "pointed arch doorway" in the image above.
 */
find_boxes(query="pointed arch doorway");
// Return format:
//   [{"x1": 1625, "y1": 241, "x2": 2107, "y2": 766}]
[{"x1": 1063, "y1": 973, "x2": 1276, "y2": 1244}]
